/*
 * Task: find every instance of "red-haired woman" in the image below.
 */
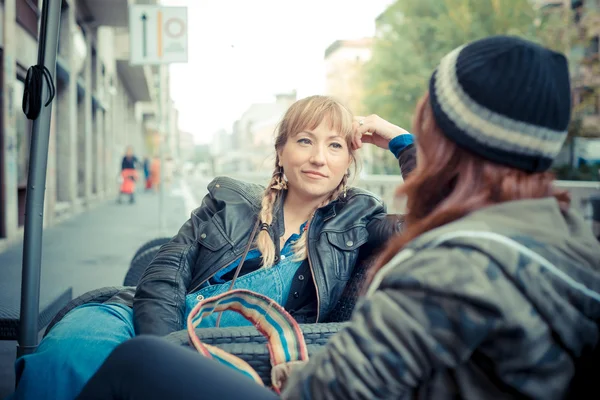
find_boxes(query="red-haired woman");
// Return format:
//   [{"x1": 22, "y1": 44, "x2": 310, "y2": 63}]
[{"x1": 77, "y1": 35, "x2": 600, "y2": 400}]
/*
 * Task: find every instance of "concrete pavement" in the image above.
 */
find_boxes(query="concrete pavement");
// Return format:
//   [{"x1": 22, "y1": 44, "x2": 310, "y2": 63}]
[{"x1": 0, "y1": 179, "x2": 202, "y2": 397}]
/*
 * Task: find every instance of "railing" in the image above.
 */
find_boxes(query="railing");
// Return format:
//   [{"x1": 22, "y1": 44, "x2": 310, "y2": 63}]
[
  {"x1": 225, "y1": 173, "x2": 600, "y2": 221},
  {"x1": 554, "y1": 180, "x2": 600, "y2": 222}
]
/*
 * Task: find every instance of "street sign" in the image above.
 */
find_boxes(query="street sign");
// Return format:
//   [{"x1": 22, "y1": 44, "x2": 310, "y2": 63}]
[{"x1": 129, "y1": 5, "x2": 188, "y2": 65}]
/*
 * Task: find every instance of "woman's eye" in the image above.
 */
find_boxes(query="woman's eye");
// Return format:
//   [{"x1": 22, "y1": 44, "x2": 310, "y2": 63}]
[
  {"x1": 330, "y1": 142, "x2": 343, "y2": 149},
  {"x1": 298, "y1": 138, "x2": 312, "y2": 145}
]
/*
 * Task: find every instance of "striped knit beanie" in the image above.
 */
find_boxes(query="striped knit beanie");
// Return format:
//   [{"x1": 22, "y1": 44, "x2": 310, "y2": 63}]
[{"x1": 429, "y1": 35, "x2": 571, "y2": 172}]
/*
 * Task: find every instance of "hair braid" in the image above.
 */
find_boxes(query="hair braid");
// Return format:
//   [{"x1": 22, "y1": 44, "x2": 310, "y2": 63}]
[
  {"x1": 291, "y1": 172, "x2": 349, "y2": 261},
  {"x1": 256, "y1": 160, "x2": 287, "y2": 268}
]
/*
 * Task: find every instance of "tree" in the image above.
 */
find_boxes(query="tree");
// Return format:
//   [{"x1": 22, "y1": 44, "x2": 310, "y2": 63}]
[
  {"x1": 362, "y1": 0, "x2": 556, "y2": 174},
  {"x1": 535, "y1": 1, "x2": 600, "y2": 176}
]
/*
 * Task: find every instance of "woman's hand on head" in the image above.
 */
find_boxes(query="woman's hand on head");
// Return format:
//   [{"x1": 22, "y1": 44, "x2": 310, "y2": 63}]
[{"x1": 351, "y1": 115, "x2": 410, "y2": 150}]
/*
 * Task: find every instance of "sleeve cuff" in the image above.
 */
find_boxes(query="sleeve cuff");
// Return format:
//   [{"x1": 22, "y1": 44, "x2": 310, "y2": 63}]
[{"x1": 388, "y1": 134, "x2": 414, "y2": 158}]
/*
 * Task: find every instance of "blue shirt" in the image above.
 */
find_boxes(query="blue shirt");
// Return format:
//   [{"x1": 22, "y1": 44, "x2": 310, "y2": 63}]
[
  {"x1": 388, "y1": 134, "x2": 414, "y2": 158},
  {"x1": 211, "y1": 222, "x2": 307, "y2": 284}
]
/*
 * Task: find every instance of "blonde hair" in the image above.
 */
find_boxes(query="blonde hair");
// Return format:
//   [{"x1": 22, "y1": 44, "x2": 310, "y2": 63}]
[{"x1": 256, "y1": 95, "x2": 357, "y2": 268}]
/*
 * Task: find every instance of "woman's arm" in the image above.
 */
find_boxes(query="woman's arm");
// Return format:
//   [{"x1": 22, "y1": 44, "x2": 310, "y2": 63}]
[
  {"x1": 133, "y1": 190, "x2": 220, "y2": 336},
  {"x1": 362, "y1": 213, "x2": 405, "y2": 261},
  {"x1": 354, "y1": 117, "x2": 416, "y2": 251},
  {"x1": 389, "y1": 135, "x2": 416, "y2": 178},
  {"x1": 352, "y1": 114, "x2": 416, "y2": 180}
]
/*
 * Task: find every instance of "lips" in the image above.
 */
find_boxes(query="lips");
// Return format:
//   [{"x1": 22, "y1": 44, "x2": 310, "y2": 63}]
[{"x1": 303, "y1": 171, "x2": 327, "y2": 178}]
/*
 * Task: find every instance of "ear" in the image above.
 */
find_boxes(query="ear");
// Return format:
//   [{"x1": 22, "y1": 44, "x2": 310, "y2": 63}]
[{"x1": 277, "y1": 151, "x2": 283, "y2": 167}]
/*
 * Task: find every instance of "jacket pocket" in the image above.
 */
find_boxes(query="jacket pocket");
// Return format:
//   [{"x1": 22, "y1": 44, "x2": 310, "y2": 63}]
[{"x1": 325, "y1": 226, "x2": 368, "y2": 280}]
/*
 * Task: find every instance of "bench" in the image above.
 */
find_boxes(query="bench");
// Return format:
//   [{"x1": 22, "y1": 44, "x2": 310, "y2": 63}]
[{"x1": 0, "y1": 287, "x2": 73, "y2": 341}]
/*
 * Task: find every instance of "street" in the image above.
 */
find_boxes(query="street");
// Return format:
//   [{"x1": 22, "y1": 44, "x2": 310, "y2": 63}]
[{"x1": 0, "y1": 179, "x2": 207, "y2": 397}]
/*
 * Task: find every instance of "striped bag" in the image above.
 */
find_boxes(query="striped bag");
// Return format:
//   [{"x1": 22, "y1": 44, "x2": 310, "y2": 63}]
[{"x1": 186, "y1": 289, "x2": 309, "y2": 394}]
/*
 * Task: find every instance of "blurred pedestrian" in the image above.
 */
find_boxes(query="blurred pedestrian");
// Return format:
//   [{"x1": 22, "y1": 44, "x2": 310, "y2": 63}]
[
  {"x1": 149, "y1": 155, "x2": 161, "y2": 192},
  {"x1": 143, "y1": 157, "x2": 151, "y2": 191},
  {"x1": 118, "y1": 146, "x2": 139, "y2": 204}
]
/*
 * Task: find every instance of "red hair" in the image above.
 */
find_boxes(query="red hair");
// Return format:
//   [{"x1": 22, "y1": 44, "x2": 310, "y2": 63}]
[{"x1": 369, "y1": 92, "x2": 571, "y2": 278}]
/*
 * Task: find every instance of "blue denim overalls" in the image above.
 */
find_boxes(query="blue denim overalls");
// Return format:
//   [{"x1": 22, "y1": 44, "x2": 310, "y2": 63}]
[{"x1": 184, "y1": 243, "x2": 302, "y2": 328}]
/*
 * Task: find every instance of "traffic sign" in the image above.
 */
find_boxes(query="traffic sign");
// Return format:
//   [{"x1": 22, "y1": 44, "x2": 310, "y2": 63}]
[{"x1": 129, "y1": 5, "x2": 188, "y2": 65}]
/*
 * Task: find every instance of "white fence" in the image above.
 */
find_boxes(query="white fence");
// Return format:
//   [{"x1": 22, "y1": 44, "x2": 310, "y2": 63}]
[{"x1": 224, "y1": 173, "x2": 599, "y2": 222}]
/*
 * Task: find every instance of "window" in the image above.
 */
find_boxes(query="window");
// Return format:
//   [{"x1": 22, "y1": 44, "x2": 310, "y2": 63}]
[{"x1": 16, "y1": 0, "x2": 40, "y2": 38}]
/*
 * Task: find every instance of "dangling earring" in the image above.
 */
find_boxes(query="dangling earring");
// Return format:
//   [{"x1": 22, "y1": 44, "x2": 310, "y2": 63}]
[
  {"x1": 279, "y1": 166, "x2": 288, "y2": 190},
  {"x1": 343, "y1": 170, "x2": 350, "y2": 198},
  {"x1": 272, "y1": 165, "x2": 288, "y2": 190}
]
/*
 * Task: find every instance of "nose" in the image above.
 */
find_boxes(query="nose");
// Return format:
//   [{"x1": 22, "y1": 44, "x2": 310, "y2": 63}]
[{"x1": 309, "y1": 144, "x2": 326, "y2": 166}]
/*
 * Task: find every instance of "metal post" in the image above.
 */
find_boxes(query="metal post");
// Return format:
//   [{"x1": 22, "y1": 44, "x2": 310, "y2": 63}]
[
  {"x1": 591, "y1": 195, "x2": 600, "y2": 241},
  {"x1": 17, "y1": 0, "x2": 62, "y2": 357},
  {"x1": 156, "y1": 66, "x2": 165, "y2": 234}
]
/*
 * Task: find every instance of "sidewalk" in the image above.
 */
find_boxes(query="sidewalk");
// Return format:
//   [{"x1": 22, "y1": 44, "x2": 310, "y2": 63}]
[{"x1": 0, "y1": 179, "x2": 200, "y2": 397}]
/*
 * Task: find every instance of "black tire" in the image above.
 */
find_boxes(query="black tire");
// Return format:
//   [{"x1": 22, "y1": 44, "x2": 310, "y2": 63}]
[
  {"x1": 44, "y1": 286, "x2": 126, "y2": 337},
  {"x1": 130, "y1": 237, "x2": 171, "y2": 262},
  {"x1": 123, "y1": 246, "x2": 161, "y2": 286},
  {"x1": 165, "y1": 323, "x2": 346, "y2": 386}
]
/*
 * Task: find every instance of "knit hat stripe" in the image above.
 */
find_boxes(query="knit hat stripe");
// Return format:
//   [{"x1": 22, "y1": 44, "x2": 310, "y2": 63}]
[{"x1": 433, "y1": 46, "x2": 566, "y2": 158}]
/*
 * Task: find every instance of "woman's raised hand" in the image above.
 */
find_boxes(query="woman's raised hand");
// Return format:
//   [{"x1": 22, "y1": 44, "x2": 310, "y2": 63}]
[{"x1": 351, "y1": 115, "x2": 410, "y2": 150}]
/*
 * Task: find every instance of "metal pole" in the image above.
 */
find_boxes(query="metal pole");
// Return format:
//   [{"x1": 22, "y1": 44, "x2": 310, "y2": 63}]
[
  {"x1": 17, "y1": 0, "x2": 61, "y2": 357},
  {"x1": 156, "y1": 66, "x2": 165, "y2": 234}
]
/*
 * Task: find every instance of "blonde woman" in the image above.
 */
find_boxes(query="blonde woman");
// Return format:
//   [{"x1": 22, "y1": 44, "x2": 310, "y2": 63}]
[{"x1": 11, "y1": 95, "x2": 416, "y2": 400}]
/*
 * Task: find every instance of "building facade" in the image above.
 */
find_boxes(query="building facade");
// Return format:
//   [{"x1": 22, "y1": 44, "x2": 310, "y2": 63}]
[
  {"x1": 0, "y1": 0, "x2": 176, "y2": 249},
  {"x1": 211, "y1": 92, "x2": 296, "y2": 175},
  {"x1": 324, "y1": 38, "x2": 375, "y2": 175}
]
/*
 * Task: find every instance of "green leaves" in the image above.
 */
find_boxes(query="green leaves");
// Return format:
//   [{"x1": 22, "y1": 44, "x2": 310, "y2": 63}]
[
  {"x1": 364, "y1": 0, "x2": 544, "y2": 131},
  {"x1": 363, "y1": 0, "x2": 599, "y2": 173}
]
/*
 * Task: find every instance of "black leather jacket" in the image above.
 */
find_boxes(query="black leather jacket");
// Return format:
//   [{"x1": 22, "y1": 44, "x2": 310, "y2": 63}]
[{"x1": 128, "y1": 145, "x2": 416, "y2": 336}]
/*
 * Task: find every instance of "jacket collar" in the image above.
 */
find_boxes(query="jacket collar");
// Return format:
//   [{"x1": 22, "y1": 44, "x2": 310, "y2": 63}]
[
  {"x1": 273, "y1": 190, "x2": 342, "y2": 234},
  {"x1": 318, "y1": 201, "x2": 338, "y2": 221}
]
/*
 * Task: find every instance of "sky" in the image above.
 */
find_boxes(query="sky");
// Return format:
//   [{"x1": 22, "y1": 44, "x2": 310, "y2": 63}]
[{"x1": 160, "y1": 0, "x2": 394, "y2": 144}]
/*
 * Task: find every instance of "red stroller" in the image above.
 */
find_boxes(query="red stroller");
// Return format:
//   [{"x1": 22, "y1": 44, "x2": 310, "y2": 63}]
[{"x1": 118, "y1": 168, "x2": 138, "y2": 204}]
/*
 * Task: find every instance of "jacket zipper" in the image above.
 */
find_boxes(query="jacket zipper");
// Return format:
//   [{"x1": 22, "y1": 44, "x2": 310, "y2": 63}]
[
  {"x1": 308, "y1": 209, "x2": 338, "y2": 322},
  {"x1": 306, "y1": 222, "x2": 321, "y2": 322},
  {"x1": 188, "y1": 247, "x2": 258, "y2": 294}
]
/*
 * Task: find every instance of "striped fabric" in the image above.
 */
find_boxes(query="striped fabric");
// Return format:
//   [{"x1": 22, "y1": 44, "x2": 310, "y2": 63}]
[{"x1": 187, "y1": 289, "x2": 309, "y2": 392}]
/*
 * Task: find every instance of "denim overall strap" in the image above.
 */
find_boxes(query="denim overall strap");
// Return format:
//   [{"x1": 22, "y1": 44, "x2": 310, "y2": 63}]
[
  {"x1": 187, "y1": 289, "x2": 309, "y2": 393},
  {"x1": 184, "y1": 233, "x2": 305, "y2": 328}
]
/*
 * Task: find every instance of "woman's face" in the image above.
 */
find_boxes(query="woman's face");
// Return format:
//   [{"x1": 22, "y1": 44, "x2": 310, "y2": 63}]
[{"x1": 278, "y1": 119, "x2": 352, "y2": 204}]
